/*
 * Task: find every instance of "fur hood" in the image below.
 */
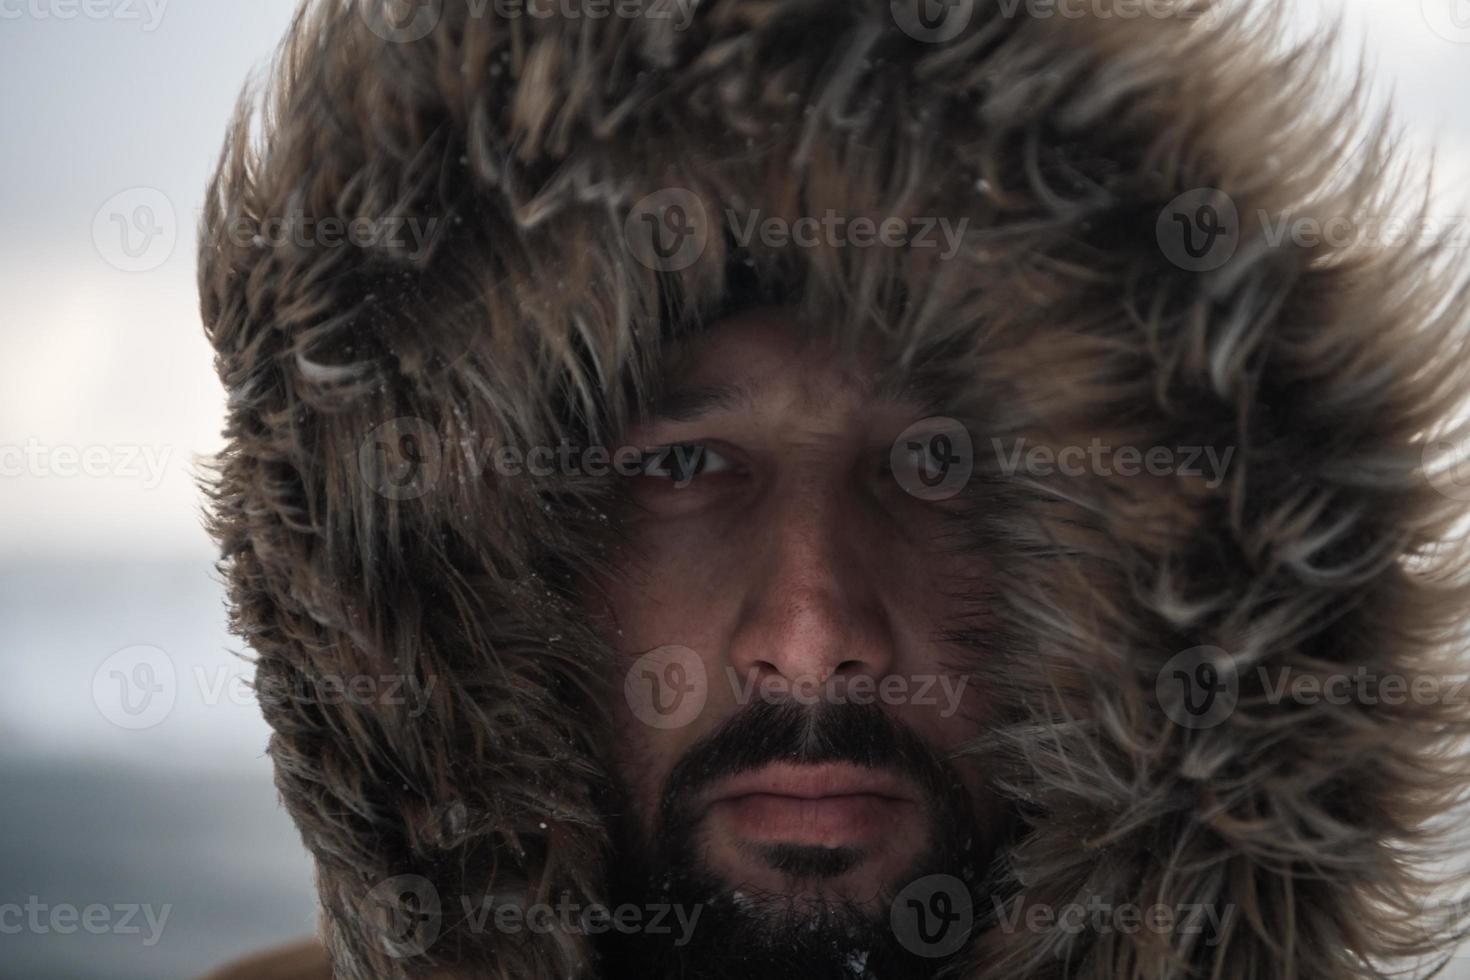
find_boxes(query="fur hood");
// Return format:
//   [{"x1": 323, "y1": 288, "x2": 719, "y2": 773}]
[{"x1": 198, "y1": 1, "x2": 1470, "y2": 977}]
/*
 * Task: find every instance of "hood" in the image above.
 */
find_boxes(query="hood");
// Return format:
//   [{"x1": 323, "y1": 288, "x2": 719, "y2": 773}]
[{"x1": 198, "y1": 1, "x2": 1470, "y2": 977}]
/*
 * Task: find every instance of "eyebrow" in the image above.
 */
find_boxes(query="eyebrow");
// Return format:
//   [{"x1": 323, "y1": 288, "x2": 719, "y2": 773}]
[
  {"x1": 646, "y1": 381, "x2": 757, "y2": 423},
  {"x1": 645, "y1": 373, "x2": 951, "y2": 427}
]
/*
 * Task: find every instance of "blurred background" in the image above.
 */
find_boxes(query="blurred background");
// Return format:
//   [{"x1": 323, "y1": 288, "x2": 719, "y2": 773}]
[{"x1": 1, "y1": 1, "x2": 1468, "y2": 977}]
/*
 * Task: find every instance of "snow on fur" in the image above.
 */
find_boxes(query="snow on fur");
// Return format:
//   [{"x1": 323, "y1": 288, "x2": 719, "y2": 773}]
[{"x1": 198, "y1": 1, "x2": 1470, "y2": 977}]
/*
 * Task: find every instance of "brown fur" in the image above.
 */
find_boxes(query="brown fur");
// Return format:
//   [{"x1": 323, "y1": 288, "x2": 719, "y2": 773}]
[{"x1": 198, "y1": 1, "x2": 1470, "y2": 977}]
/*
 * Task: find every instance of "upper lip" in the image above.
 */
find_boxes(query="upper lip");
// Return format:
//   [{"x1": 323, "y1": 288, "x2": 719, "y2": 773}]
[{"x1": 702, "y1": 762, "x2": 916, "y2": 806}]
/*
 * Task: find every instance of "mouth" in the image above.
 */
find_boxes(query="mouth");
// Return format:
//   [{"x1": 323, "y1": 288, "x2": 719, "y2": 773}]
[{"x1": 701, "y1": 762, "x2": 919, "y2": 848}]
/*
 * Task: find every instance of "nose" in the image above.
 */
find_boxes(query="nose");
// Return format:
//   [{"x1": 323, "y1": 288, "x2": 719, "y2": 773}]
[{"x1": 726, "y1": 481, "x2": 895, "y2": 691}]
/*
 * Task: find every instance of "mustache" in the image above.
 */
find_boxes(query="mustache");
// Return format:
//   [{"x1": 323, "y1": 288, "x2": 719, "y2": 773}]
[{"x1": 660, "y1": 699, "x2": 961, "y2": 813}]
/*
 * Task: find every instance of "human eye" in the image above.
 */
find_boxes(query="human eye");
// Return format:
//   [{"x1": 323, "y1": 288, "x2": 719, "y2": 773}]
[{"x1": 638, "y1": 442, "x2": 737, "y2": 485}]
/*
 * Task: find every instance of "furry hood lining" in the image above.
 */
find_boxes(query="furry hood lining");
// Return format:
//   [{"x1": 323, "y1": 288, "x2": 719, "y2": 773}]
[{"x1": 199, "y1": 1, "x2": 1470, "y2": 977}]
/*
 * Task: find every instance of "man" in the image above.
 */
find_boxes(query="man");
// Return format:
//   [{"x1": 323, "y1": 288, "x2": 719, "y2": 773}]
[{"x1": 198, "y1": 0, "x2": 1470, "y2": 978}]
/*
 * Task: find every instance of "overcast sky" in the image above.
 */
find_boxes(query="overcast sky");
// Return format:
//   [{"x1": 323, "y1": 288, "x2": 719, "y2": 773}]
[{"x1": 0, "y1": 0, "x2": 1467, "y2": 561}]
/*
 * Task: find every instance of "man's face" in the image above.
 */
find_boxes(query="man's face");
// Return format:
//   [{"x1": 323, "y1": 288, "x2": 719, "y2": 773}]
[{"x1": 590, "y1": 309, "x2": 1005, "y2": 973}]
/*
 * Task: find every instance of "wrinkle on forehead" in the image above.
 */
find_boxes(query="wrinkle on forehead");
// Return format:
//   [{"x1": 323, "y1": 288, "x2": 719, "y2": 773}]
[{"x1": 652, "y1": 307, "x2": 931, "y2": 425}]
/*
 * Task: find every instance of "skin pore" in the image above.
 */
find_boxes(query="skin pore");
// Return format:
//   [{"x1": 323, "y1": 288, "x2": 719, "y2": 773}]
[{"x1": 588, "y1": 308, "x2": 1007, "y2": 976}]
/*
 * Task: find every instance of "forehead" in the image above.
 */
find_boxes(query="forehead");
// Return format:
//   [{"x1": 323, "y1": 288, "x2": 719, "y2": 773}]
[{"x1": 652, "y1": 309, "x2": 924, "y2": 422}]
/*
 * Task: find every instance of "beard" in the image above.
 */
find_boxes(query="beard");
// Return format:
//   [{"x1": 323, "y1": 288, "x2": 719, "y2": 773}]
[{"x1": 600, "y1": 699, "x2": 996, "y2": 980}]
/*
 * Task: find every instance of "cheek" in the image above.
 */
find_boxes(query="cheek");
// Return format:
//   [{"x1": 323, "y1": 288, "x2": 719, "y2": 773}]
[
  {"x1": 603, "y1": 507, "x2": 750, "y2": 644},
  {"x1": 608, "y1": 695, "x2": 670, "y2": 828},
  {"x1": 591, "y1": 511, "x2": 748, "y2": 825},
  {"x1": 878, "y1": 511, "x2": 990, "y2": 614},
  {"x1": 874, "y1": 534, "x2": 994, "y2": 670},
  {"x1": 599, "y1": 579, "x2": 738, "y2": 829},
  {"x1": 877, "y1": 544, "x2": 997, "y2": 748}
]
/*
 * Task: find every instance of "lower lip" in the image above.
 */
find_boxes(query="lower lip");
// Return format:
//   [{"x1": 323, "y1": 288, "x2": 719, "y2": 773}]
[{"x1": 708, "y1": 793, "x2": 914, "y2": 846}]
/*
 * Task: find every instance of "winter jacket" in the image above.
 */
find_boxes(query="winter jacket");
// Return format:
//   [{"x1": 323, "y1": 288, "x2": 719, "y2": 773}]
[{"x1": 198, "y1": 1, "x2": 1470, "y2": 977}]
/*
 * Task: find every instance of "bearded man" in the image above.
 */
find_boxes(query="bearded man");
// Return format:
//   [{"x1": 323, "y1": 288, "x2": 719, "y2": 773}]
[{"x1": 198, "y1": 1, "x2": 1470, "y2": 978}]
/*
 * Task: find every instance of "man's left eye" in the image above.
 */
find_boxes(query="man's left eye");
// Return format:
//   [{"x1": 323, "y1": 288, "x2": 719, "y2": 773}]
[{"x1": 639, "y1": 443, "x2": 734, "y2": 483}]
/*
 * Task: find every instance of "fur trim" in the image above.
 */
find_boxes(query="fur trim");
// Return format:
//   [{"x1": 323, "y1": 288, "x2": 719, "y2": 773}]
[{"x1": 198, "y1": 0, "x2": 1470, "y2": 976}]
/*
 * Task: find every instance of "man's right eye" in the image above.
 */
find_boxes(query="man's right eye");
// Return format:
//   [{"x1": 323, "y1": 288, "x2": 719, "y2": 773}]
[{"x1": 639, "y1": 443, "x2": 735, "y2": 483}]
